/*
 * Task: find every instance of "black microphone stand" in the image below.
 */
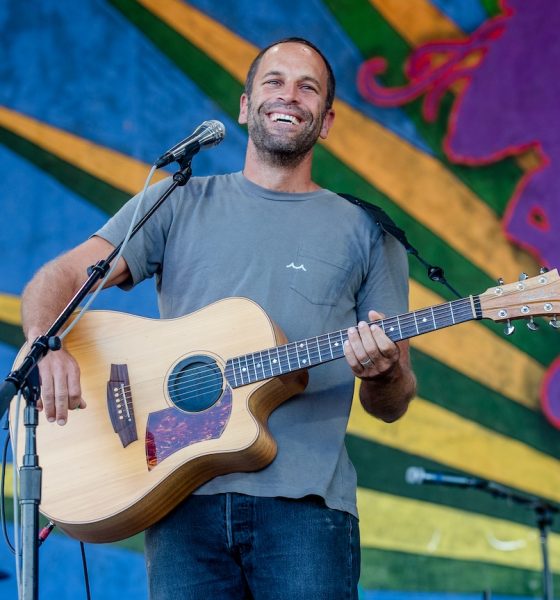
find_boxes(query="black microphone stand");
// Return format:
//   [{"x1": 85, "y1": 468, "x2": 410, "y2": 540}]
[
  {"x1": 477, "y1": 480, "x2": 558, "y2": 600},
  {"x1": 0, "y1": 157, "x2": 193, "y2": 600}
]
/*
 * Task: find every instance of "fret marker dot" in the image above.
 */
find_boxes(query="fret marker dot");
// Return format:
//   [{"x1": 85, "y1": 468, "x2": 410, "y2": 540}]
[
  {"x1": 303, "y1": 359, "x2": 307, "y2": 364},
  {"x1": 299, "y1": 343, "x2": 304, "y2": 348},
  {"x1": 422, "y1": 318, "x2": 427, "y2": 323},
  {"x1": 242, "y1": 367, "x2": 247, "y2": 372},
  {"x1": 334, "y1": 342, "x2": 339, "y2": 347},
  {"x1": 389, "y1": 327, "x2": 395, "y2": 332},
  {"x1": 272, "y1": 359, "x2": 277, "y2": 364}
]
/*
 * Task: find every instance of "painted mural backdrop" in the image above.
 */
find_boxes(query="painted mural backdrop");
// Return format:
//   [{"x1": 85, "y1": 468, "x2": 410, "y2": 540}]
[{"x1": 0, "y1": 1, "x2": 558, "y2": 598}]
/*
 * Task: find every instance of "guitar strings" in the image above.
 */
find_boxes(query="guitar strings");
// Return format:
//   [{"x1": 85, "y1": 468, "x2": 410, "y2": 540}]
[
  {"x1": 113, "y1": 301, "x2": 476, "y2": 399},
  {"x1": 113, "y1": 301, "x2": 477, "y2": 403},
  {"x1": 108, "y1": 301, "x2": 477, "y2": 403}
]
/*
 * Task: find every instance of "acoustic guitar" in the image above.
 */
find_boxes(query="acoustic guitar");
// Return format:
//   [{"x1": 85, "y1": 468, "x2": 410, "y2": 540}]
[{"x1": 10, "y1": 269, "x2": 559, "y2": 543}]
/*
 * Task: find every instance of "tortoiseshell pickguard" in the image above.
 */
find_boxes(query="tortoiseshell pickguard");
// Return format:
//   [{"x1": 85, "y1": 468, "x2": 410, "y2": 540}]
[{"x1": 145, "y1": 385, "x2": 232, "y2": 470}]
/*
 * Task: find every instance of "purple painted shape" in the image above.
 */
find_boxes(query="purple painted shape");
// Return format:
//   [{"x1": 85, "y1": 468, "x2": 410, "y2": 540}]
[
  {"x1": 145, "y1": 386, "x2": 232, "y2": 469},
  {"x1": 443, "y1": 0, "x2": 560, "y2": 267}
]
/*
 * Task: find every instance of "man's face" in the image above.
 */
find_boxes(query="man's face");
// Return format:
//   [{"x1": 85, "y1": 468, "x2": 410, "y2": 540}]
[{"x1": 239, "y1": 42, "x2": 335, "y2": 165}]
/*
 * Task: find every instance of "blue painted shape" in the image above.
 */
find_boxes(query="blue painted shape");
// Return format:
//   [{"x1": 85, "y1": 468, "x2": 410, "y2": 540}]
[
  {"x1": 188, "y1": 0, "x2": 434, "y2": 154},
  {"x1": 430, "y1": 0, "x2": 490, "y2": 33},
  {"x1": 0, "y1": 0, "x2": 246, "y2": 173},
  {"x1": 0, "y1": 525, "x2": 147, "y2": 599}
]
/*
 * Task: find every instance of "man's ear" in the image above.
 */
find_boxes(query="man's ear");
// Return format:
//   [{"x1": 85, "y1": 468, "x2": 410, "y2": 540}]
[
  {"x1": 319, "y1": 107, "x2": 335, "y2": 140},
  {"x1": 238, "y1": 93, "x2": 249, "y2": 125}
]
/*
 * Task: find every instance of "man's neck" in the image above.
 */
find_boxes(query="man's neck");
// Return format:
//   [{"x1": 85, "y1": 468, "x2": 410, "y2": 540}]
[{"x1": 242, "y1": 144, "x2": 321, "y2": 193}]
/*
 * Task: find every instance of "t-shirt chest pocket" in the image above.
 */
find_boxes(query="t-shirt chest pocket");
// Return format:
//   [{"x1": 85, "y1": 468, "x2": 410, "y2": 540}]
[{"x1": 289, "y1": 244, "x2": 354, "y2": 306}]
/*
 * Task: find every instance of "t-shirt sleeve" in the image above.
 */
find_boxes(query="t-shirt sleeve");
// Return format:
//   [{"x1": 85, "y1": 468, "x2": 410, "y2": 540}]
[
  {"x1": 94, "y1": 177, "x2": 176, "y2": 290},
  {"x1": 356, "y1": 230, "x2": 410, "y2": 323}
]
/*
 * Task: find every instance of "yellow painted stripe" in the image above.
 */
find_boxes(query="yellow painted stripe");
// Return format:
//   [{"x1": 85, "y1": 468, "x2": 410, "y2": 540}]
[
  {"x1": 0, "y1": 293, "x2": 21, "y2": 326},
  {"x1": 357, "y1": 487, "x2": 560, "y2": 572},
  {"x1": 369, "y1": 0, "x2": 463, "y2": 45},
  {"x1": 408, "y1": 280, "x2": 544, "y2": 410},
  {"x1": 3, "y1": 463, "x2": 14, "y2": 496},
  {"x1": 350, "y1": 395, "x2": 560, "y2": 502},
  {"x1": 137, "y1": 0, "x2": 534, "y2": 283},
  {"x1": 0, "y1": 106, "x2": 166, "y2": 194}
]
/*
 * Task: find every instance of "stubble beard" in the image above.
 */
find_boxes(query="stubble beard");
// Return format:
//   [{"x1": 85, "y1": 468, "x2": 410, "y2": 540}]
[{"x1": 246, "y1": 99, "x2": 325, "y2": 167}]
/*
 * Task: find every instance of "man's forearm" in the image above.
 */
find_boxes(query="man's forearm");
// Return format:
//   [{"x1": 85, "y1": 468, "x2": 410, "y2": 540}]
[
  {"x1": 359, "y1": 360, "x2": 416, "y2": 422},
  {"x1": 22, "y1": 257, "x2": 82, "y2": 340}
]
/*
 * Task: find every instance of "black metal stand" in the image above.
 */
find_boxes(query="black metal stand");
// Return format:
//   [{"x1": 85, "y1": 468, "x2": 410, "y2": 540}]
[
  {"x1": 472, "y1": 480, "x2": 556, "y2": 600},
  {"x1": 0, "y1": 158, "x2": 193, "y2": 599},
  {"x1": 19, "y1": 367, "x2": 41, "y2": 600}
]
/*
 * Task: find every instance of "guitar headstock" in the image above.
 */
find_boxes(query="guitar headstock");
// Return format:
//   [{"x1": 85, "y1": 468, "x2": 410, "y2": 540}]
[{"x1": 479, "y1": 268, "x2": 560, "y2": 332}]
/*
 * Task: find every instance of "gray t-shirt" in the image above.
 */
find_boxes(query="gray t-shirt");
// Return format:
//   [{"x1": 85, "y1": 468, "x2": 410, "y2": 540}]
[{"x1": 95, "y1": 171, "x2": 409, "y2": 517}]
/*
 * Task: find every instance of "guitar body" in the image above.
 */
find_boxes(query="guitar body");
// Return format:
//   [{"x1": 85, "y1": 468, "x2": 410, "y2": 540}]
[{"x1": 10, "y1": 298, "x2": 308, "y2": 543}]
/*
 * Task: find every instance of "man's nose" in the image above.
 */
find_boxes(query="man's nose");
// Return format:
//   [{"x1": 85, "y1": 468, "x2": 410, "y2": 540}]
[{"x1": 277, "y1": 81, "x2": 299, "y2": 103}]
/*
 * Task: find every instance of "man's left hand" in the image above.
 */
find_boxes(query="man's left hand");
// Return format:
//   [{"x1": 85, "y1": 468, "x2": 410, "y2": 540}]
[{"x1": 343, "y1": 310, "x2": 400, "y2": 380}]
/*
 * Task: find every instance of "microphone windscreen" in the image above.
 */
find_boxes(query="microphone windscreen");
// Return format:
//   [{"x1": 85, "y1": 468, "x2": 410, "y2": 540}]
[{"x1": 405, "y1": 466, "x2": 425, "y2": 485}]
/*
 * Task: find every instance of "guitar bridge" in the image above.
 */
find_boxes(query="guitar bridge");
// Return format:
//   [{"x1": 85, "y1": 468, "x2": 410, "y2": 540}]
[{"x1": 107, "y1": 364, "x2": 138, "y2": 447}]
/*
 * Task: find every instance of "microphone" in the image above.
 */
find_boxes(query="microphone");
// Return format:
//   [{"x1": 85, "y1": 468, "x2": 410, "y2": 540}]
[
  {"x1": 155, "y1": 120, "x2": 226, "y2": 168},
  {"x1": 405, "y1": 466, "x2": 486, "y2": 488}
]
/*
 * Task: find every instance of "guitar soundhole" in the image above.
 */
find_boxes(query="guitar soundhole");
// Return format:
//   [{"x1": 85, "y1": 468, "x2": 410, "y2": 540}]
[{"x1": 167, "y1": 355, "x2": 223, "y2": 412}]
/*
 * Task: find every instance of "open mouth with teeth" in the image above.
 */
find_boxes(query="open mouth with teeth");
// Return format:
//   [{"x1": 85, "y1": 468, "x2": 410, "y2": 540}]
[{"x1": 268, "y1": 112, "x2": 302, "y2": 126}]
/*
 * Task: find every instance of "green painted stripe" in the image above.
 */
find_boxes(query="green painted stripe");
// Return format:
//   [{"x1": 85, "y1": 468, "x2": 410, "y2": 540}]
[
  {"x1": 323, "y1": 0, "x2": 524, "y2": 216},
  {"x1": 0, "y1": 126, "x2": 130, "y2": 215},
  {"x1": 346, "y1": 434, "x2": 560, "y2": 534},
  {"x1": 480, "y1": 0, "x2": 504, "y2": 18},
  {"x1": 109, "y1": 0, "x2": 243, "y2": 118},
  {"x1": 0, "y1": 321, "x2": 24, "y2": 349},
  {"x1": 360, "y1": 547, "x2": 557, "y2": 595},
  {"x1": 411, "y1": 348, "x2": 560, "y2": 460}
]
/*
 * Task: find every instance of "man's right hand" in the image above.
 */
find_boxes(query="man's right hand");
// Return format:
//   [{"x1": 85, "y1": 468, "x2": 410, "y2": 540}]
[{"x1": 32, "y1": 345, "x2": 85, "y2": 426}]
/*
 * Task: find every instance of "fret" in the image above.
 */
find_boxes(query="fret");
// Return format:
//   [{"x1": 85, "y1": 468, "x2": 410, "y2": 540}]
[
  {"x1": 258, "y1": 351, "x2": 267, "y2": 380},
  {"x1": 283, "y1": 343, "x2": 293, "y2": 373},
  {"x1": 430, "y1": 306, "x2": 437, "y2": 330},
  {"x1": 412, "y1": 312, "x2": 420, "y2": 335},
  {"x1": 396, "y1": 315, "x2": 403, "y2": 339},
  {"x1": 314, "y1": 336, "x2": 322, "y2": 364},
  {"x1": 326, "y1": 333, "x2": 334, "y2": 359},
  {"x1": 276, "y1": 347, "x2": 282, "y2": 373},
  {"x1": 231, "y1": 359, "x2": 239, "y2": 387},
  {"x1": 449, "y1": 302, "x2": 456, "y2": 324}
]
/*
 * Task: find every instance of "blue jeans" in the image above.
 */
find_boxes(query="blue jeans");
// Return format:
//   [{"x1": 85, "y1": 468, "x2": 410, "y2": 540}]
[{"x1": 145, "y1": 493, "x2": 360, "y2": 599}]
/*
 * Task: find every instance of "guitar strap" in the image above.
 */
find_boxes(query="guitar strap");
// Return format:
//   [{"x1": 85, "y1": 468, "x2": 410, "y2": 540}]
[
  {"x1": 336, "y1": 193, "x2": 414, "y2": 253},
  {"x1": 337, "y1": 192, "x2": 462, "y2": 298}
]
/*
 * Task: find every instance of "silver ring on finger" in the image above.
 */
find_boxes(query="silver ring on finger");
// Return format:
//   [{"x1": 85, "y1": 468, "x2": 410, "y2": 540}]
[{"x1": 360, "y1": 358, "x2": 373, "y2": 367}]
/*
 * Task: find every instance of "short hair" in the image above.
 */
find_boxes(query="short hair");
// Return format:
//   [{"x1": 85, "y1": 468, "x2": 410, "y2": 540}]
[{"x1": 244, "y1": 37, "x2": 336, "y2": 110}]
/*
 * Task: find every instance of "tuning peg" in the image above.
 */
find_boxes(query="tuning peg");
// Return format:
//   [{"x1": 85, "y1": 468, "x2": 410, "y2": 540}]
[
  {"x1": 550, "y1": 315, "x2": 560, "y2": 329},
  {"x1": 526, "y1": 317, "x2": 539, "y2": 331},
  {"x1": 519, "y1": 272, "x2": 529, "y2": 281},
  {"x1": 497, "y1": 277, "x2": 504, "y2": 285},
  {"x1": 504, "y1": 320, "x2": 515, "y2": 335},
  {"x1": 540, "y1": 266, "x2": 549, "y2": 274}
]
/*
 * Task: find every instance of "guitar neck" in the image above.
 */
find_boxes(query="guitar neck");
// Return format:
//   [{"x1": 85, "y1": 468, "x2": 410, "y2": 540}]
[{"x1": 225, "y1": 295, "x2": 482, "y2": 388}]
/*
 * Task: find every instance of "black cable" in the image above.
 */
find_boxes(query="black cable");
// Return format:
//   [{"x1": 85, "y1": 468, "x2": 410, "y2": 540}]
[
  {"x1": 80, "y1": 541, "x2": 92, "y2": 600},
  {"x1": 1, "y1": 430, "x2": 15, "y2": 554}
]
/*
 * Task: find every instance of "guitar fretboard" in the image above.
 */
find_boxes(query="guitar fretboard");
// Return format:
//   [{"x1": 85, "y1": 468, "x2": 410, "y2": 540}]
[{"x1": 224, "y1": 295, "x2": 481, "y2": 388}]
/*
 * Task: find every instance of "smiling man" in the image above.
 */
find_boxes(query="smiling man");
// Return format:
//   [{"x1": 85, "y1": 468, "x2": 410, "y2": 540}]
[{"x1": 21, "y1": 38, "x2": 415, "y2": 599}]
